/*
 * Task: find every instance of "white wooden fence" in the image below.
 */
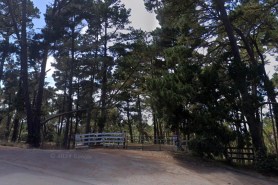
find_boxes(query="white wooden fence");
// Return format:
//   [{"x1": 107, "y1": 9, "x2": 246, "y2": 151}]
[{"x1": 75, "y1": 132, "x2": 126, "y2": 149}]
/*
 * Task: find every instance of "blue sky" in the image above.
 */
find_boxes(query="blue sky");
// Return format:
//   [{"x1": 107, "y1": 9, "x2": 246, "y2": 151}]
[
  {"x1": 32, "y1": 0, "x2": 277, "y2": 78},
  {"x1": 32, "y1": 0, "x2": 159, "y2": 32},
  {"x1": 32, "y1": 0, "x2": 160, "y2": 84}
]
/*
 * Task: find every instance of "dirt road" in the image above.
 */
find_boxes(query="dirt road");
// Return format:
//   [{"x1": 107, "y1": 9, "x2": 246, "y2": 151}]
[{"x1": 0, "y1": 146, "x2": 277, "y2": 185}]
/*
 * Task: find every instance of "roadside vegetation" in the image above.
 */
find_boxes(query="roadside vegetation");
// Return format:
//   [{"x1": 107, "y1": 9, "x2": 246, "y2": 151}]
[{"x1": 0, "y1": 0, "x2": 277, "y2": 173}]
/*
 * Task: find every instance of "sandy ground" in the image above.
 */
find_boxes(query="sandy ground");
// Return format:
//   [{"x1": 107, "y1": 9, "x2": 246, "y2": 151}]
[{"x1": 0, "y1": 146, "x2": 277, "y2": 185}]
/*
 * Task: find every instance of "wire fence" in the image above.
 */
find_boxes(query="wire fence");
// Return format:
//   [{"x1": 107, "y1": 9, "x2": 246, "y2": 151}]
[{"x1": 125, "y1": 136, "x2": 188, "y2": 151}]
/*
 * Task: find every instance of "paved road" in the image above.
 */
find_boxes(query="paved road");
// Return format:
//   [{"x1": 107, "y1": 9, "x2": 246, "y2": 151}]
[{"x1": 0, "y1": 146, "x2": 277, "y2": 185}]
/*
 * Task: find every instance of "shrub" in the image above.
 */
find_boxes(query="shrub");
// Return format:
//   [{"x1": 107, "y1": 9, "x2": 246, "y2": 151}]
[
  {"x1": 255, "y1": 154, "x2": 278, "y2": 174},
  {"x1": 188, "y1": 136, "x2": 225, "y2": 159}
]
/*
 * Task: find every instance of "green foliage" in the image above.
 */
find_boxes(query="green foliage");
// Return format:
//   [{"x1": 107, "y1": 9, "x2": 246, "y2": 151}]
[
  {"x1": 43, "y1": 123, "x2": 56, "y2": 142},
  {"x1": 262, "y1": 117, "x2": 277, "y2": 153},
  {"x1": 144, "y1": 0, "x2": 278, "y2": 165},
  {"x1": 272, "y1": 72, "x2": 278, "y2": 88},
  {"x1": 255, "y1": 154, "x2": 278, "y2": 174},
  {"x1": 188, "y1": 136, "x2": 225, "y2": 159},
  {"x1": 0, "y1": 0, "x2": 277, "y2": 164},
  {"x1": 188, "y1": 116, "x2": 236, "y2": 158},
  {"x1": 0, "y1": 123, "x2": 6, "y2": 140},
  {"x1": 53, "y1": 134, "x2": 64, "y2": 147}
]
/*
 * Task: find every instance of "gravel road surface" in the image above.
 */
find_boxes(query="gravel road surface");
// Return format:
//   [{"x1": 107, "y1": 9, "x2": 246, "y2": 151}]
[{"x1": 0, "y1": 146, "x2": 277, "y2": 185}]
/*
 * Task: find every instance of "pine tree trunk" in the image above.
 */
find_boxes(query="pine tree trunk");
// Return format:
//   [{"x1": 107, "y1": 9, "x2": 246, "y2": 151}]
[
  {"x1": 11, "y1": 114, "x2": 20, "y2": 142},
  {"x1": 85, "y1": 109, "x2": 92, "y2": 133},
  {"x1": 158, "y1": 120, "x2": 163, "y2": 143},
  {"x1": 17, "y1": 120, "x2": 24, "y2": 142},
  {"x1": 253, "y1": 40, "x2": 278, "y2": 137},
  {"x1": 58, "y1": 82, "x2": 68, "y2": 136},
  {"x1": 63, "y1": 21, "x2": 75, "y2": 148},
  {"x1": 57, "y1": 116, "x2": 62, "y2": 136},
  {"x1": 68, "y1": 117, "x2": 73, "y2": 149},
  {"x1": 20, "y1": 0, "x2": 36, "y2": 147},
  {"x1": 99, "y1": 17, "x2": 109, "y2": 133},
  {"x1": 73, "y1": 77, "x2": 80, "y2": 147},
  {"x1": 32, "y1": 47, "x2": 49, "y2": 148},
  {"x1": 126, "y1": 100, "x2": 133, "y2": 143},
  {"x1": 4, "y1": 95, "x2": 12, "y2": 140},
  {"x1": 214, "y1": 0, "x2": 266, "y2": 157},
  {"x1": 5, "y1": 114, "x2": 11, "y2": 141},
  {"x1": 236, "y1": 27, "x2": 278, "y2": 143},
  {"x1": 137, "y1": 95, "x2": 143, "y2": 140},
  {"x1": 0, "y1": 36, "x2": 9, "y2": 82},
  {"x1": 152, "y1": 109, "x2": 158, "y2": 144}
]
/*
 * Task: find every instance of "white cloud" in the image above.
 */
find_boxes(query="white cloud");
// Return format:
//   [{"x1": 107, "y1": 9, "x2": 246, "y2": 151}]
[
  {"x1": 45, "y1": 56, "x2": 56, "y2": 85},
  {"x1": 80, "y1": 25, "x2": 88, "y2": 35},
  {"x1": 265, "y1": 53, "x2": 278, "y2": 78},
  {"x1": 121, "y1": 0, "x2": 159, "y2": 31},
  {"x1": 33, "y1": 0, "x2": 159, "y2": 32}
]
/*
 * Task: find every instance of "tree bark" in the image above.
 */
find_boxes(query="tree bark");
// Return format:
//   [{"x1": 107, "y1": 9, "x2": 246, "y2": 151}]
[
  {"x1": 0, "y1": 36, "x2": 9, "y2": 82},
  {"x1": 20, "y1": 0, "x2": 36, "y2": 147},
  {"x1": 137, "y1": 95, "x2": 143, "y2": 140},
  {"x1": 152, "y1": 108, "x2": 158, "y2": 144},
  {"x1": 4, "y1": 94, "x2": 12, "y2": 140},
  {"x1": 32, "y1": 47, "x2": 49, "y2": 147},
  {"x1": 17, "y1": 120, "x2": 24, "y2": 142},
  {"x1": 214, "y1": 0, "x2": 266, "y2": 156},
  {"x1": 253, "y1": 40, "x2": 278, "y2": 137},
  {"x1": 73, "y1": 76, "x2": 80, "y2": 147},
  {"x1": 126, "y1": 100, "x2": 133, "y2": 143},
  {"x1": 99, "y1": 15, "x2": 109, "y2": 133},
  {"x1": 63, "y1": 19, "x2": 75, "y2": 148}
]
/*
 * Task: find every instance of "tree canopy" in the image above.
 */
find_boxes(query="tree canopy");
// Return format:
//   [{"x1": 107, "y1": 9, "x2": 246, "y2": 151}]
[{"x1": 0, "y1": 0, "x2": 277, "y2": 170}]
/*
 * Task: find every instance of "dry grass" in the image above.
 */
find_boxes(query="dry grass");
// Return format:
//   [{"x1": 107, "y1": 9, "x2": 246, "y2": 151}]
[{"x1": 0, "y1": 141, "x2": 29, "y2": 149}]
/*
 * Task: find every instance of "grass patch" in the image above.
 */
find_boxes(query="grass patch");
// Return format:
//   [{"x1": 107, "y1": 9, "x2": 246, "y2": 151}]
[{"x1": 0, "y1": 141, "x2": 29, "y2": 148}]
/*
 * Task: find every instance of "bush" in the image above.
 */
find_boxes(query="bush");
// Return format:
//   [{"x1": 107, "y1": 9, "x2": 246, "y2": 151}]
[
  {"x1": 255, "y1": 154, "x2": 278, "y2": 174},
  {"x1": 188, "y1": 136, "x2": 225, "y2": 159},
  {"x1": 54, "y1": 134, "x2": 63, "y2": 146}
]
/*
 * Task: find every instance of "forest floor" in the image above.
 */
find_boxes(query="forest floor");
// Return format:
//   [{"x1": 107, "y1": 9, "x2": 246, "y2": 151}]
[{"x1": 0, "y1": 145, "x2": 277, "y2": 185}]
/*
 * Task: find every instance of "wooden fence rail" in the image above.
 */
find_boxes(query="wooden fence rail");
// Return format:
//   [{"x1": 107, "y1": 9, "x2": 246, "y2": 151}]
[
  {"x1": 75, "y1": 132, "x2": 126, "y2": 149},
  {"x1": 226, "y1": 147, "x2": 255, "y2": 163}
]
